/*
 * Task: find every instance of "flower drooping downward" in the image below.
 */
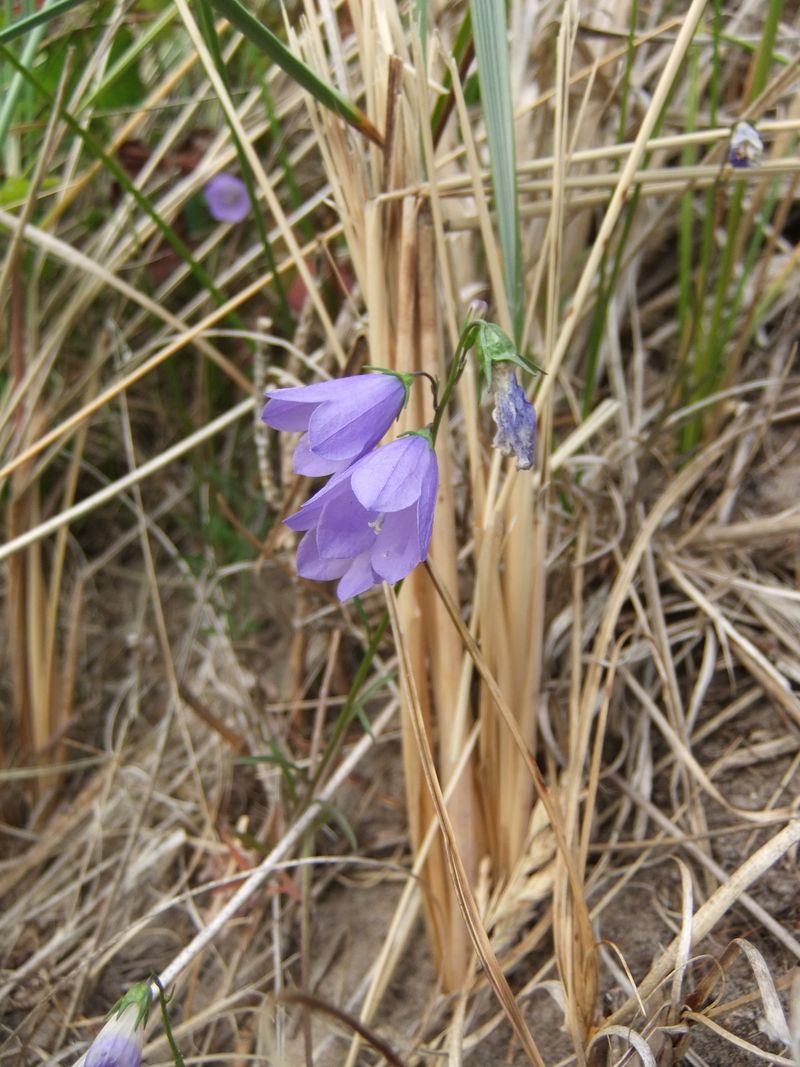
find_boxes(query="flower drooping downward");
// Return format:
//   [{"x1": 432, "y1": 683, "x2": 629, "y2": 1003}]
[
  {"x1": 728, "y1": 121, "x2": 763, "y2": 168},
  {"x1": 261, "y1": 372, "x2": 408, "y2": 476},
  {"x1": 203, "y1": 173, "x2": 250, "y2": 223},
  {"x1": 490, "y1": 363, "x2": 536, "y2": 470},
  {"x1": 285, "y1": 432, "x2": 438, "y2": 600},
  {"x1": 82, "y1": 982, "x2": 150, "y2": 1067}
]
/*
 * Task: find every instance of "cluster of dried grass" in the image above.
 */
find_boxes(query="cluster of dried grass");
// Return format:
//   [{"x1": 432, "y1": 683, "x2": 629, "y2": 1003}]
[{"x1": 1, "y1": 1, "x2": 800, "y2": 1065}]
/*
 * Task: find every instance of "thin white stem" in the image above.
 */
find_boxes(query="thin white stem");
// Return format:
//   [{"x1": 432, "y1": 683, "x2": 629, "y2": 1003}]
[{"x1": 154, "y1": 701, "x2": 397, "y2": 992}]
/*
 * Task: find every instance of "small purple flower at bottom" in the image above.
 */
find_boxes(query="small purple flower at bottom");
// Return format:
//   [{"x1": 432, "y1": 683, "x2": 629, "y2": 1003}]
[
  {"x1": 262, "y1": 373, "x2": 407, "y2": 476},
  {"x1": 84, "y1": 1003, "x2": 145, "y2": 1067},
  {"x1": 285, "y1": 432, "x2": 438, "y2": 600},
  {"x1": 491, "y1": 364, "x2": 536, "y2": 470},
  {"x1": 203, "y1": 173, "x2": 250, "y2": 223}
]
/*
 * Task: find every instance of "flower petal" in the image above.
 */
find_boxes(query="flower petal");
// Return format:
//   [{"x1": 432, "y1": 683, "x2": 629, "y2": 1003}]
[
  {"x1": 491, "y1": 365, "x2": 536, "y2": 470},
  {"x1": 295, "y1": 530, "x2": 350, "y2": 580},
  {"x1": 261, "y1": 397, "x2": 318, "y2": 432},
  {"x1": 86, "y1": 1032, "x2": 142, "y2": 1067},
  {"x1": 284, "y1": 470, "x2": 351, "y2": 531},
  {"x1": 307, "y1": 376, "x2": 404, "y2": 461},
  {"x1": 371, "y1": 505, "x2": 423, "y2": 583},
  {"x1": 316, "y1": 485, "x2": 377, "y2": 559},
  {"x1": 350, "y1": 435, "x2": 433, "y2": 512},
  {"x1": 292, "y1": 433, "x2": 348, "y2": 476},
  {"x1": 416, "y1": 451, "x2": 439, "y2": 558},
  {"x1": 337, "y1": 552, "x2": 380, "y2": 600}
]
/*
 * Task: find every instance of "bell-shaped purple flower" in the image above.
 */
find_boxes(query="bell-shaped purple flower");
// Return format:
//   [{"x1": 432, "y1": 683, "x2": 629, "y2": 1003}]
[
  {"x1": 203, "y1": 173, "x2": 250, "y2": 223},
  {"x1": 728, "y1": 121, "x2": 763, "y2": 168},
  {"x1": 82, "y1": 991, "x2": 148, "y2": 1067},
  {"x1": 261, "y1": 373, "x2": 407, "y2": 476},
  {"x1": 491, "y1": 364, "x2": 536, "y2": 470},
  {"x1": 285, "y1": 433, "x2": 438, "y2": 600}
]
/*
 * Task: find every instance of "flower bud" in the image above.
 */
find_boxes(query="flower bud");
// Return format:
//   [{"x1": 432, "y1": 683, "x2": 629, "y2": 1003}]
[{"x1": 82, "y1": 982, "x2": 150, "y2": 1067}]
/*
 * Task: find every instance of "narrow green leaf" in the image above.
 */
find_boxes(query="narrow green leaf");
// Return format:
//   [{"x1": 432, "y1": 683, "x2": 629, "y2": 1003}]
[
  {"x1": 469, "y1": 0, "x2": 522, "y2": 341},
  {"x1": 194, "y1": 0, "x2": 292, "y2": 325},
  {"x1": 79, "y1": 3, "x2": 175, "y2": 113},
  {"x1": 0, "y1": 0, "x2": 87, "y2": 45},
  {"x1": 0, "y1": 40, "x2": 234, "y2": 316},
  {"x1": 206, "y1": 0, "x2": 384, "y2": 147}
]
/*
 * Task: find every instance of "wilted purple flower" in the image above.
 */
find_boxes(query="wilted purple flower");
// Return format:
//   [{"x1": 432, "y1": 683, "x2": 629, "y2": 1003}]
[
  {"x1": 82, "y1": 984, "x2": 150, "y2": 1067},
  {"x1": 261, "y1": 372, "x2": 407, "y2": 476},
  {"x1": 728, "y1": 121, "x2": 763, "y2": 168},
  {"x1": 203, "y1": 173, "x2": 250, "y2": 222},
  {"x1": 285, "y1": 432, "x2": 438, "y2": 600},
  {"x1": 491, "y1": 364, "x2": 536, "y2": 470}
]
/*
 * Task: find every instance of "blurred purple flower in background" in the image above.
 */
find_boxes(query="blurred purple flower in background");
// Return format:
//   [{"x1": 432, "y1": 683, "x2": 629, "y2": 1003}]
[
  {"x1": 728, "y1": 121, "x2": 763, "y2": 168},
  {"x1": 285, "y1": 433, "x2": 438, "y2": 600},
  {"x1": 203, "y1": 173, "x2": 250, "y2": 223},
  {"x1": 261, "y1": 373, "x2": 407, "y2": 475},
  {"x1": 491, "y1": 364, "x2": 536, "y2": 470}
]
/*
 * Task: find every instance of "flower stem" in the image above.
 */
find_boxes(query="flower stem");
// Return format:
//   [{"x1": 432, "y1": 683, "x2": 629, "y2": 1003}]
[{"x1": 429, "y1": 312, "x2": 482, "y2": 444}]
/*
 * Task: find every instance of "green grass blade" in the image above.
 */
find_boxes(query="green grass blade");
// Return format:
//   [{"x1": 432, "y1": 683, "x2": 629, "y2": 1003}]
[
  {"x1": 206, "y1": 0, "x2": 384, "y2": 147},
  {"x1": 430, "y1": 7, "x2": 472, "y2": 147},
  {"x1": 0, "y1": 0, "x2": 55, "y2": 148},
  {"x1": 0, "y1": 0, "x2": 86, "y2": 44},
  {"x1": 469, "y1": 0, "x2": 522, "y2": 340},
  {"x1": 194, "y1": 0, "x2": 292, "y2": 326},
  {"x1": 0, "y1": 40, "x2": 234, "y2": 317},
  {"x1": 78, "y1": 3, "x2": 175, "y2": 114}
]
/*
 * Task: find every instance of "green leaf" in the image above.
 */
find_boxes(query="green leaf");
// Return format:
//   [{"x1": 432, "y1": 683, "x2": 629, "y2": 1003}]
[
  {"x1": 205, "y1": 0, "x2": 383, "y2": 147},
  {"x1": 469, "y1": 0, "x2": 522, "y2": 340},
  {"x1": 81, "y1": 5, "x2": 174, "y2": 113},
  {"x1": 0, "y1": 0, "x2": 88, "y2": 45},
  {"x1": 0, "y1": 40, "x2": 235, "y2": 316},
  {"x1": 90, "y1": 26, "x2": 146, "y2": 111}
]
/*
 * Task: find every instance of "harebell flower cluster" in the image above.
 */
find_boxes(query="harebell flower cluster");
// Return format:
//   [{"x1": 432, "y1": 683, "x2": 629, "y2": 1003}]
[{"x1": 262, "y1": 314, "x2": 537, "y2": 600}]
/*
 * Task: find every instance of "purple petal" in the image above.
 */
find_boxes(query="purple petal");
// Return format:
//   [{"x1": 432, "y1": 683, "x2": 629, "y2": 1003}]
[
  {"x1": 350, "y1": 436, "x2": 434, "y2": 512},
  {"x1": 316, "y1": 486, "x2": 377, "y2": 559},
  {"x1": 86, "y1": 1033, "x2": 142, "y2": 1067},
  {"x1": 491, "y1": 365, "x2": 536, "y2": 470},
  {"x1": 416, "y1": 452, "x2": 439, "y2": 558},
  {"x1": 284, "y1": 470, "x2": 351, "y2": 531},
  {"x1": 370, "y1": 505, "x2": 423, "y2": 583},
  {"x1": 261, "y1": 397, "x2": 318, "y2": 432},
  {"x1": 292, "y1": 433, "x2": 349, "y2": 476},
  {"x1": 203, "y1": 174, "x2": 249, "y2": 224},
  {"x1": 295, "y1": 530, "x2": 350, "y2": 581},
  {"x1": 306, "y1": 376, "x2": 404, "y2": 461},
  {"x1": 337, "y1": 552, "x2": 380, "y2": 600}
]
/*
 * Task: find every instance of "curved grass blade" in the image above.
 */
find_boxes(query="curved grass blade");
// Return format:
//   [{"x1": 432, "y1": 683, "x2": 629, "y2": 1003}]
[
  {"x1": 469, "y1": 0, "x2": 522, "y2": 340},
  {"x1": 0, "y1": 40, "x2": 235, "y2": 319},
  {"x1": 0, "y1": 0, "x2": 87, "y2": 45},
  {"x1": 194, "y1": 0, "x2": 292, "y2": 326},
  {"x1": 78, "y1": 3, "x2": 175, "y2": 114},
  {"x1": 206, "y1": 0, "x2": 384, "y2": 148}
]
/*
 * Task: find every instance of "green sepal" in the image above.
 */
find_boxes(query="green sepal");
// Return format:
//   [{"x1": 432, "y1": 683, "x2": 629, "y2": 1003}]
[
  {"x1": 361, "y1": 366, "x2": 416, "y2": 411},
  {"x1": 472, "y1": 321, "x2": 540, "y2": 388},
  {"x1": 108, "y1": 980, "x2": 152, "y2": 1028},
  {"x1": 398, "y1": 426, "x2": 434, "y2": 447}
]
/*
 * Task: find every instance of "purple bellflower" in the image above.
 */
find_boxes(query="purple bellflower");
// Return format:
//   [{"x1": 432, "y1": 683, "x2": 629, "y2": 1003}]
[
  {"x1": 203, "y1": 173, "x2": 250, "y2": 223},
  {"x1": 81, "y1": 982, "x2": 150, "y2": 1067},
  {"x1": 261, "y1": 372, "x2": 408, "y2": 476},
  {"x1": 491, "y1": 363, "x2": 536, "y2": 470},
  {"x1": 728, "y1": 121, "x2": 763, "y2": 168},
  {"x1": 285, "y1": 432, "x2": 438, "y2": 600}
]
